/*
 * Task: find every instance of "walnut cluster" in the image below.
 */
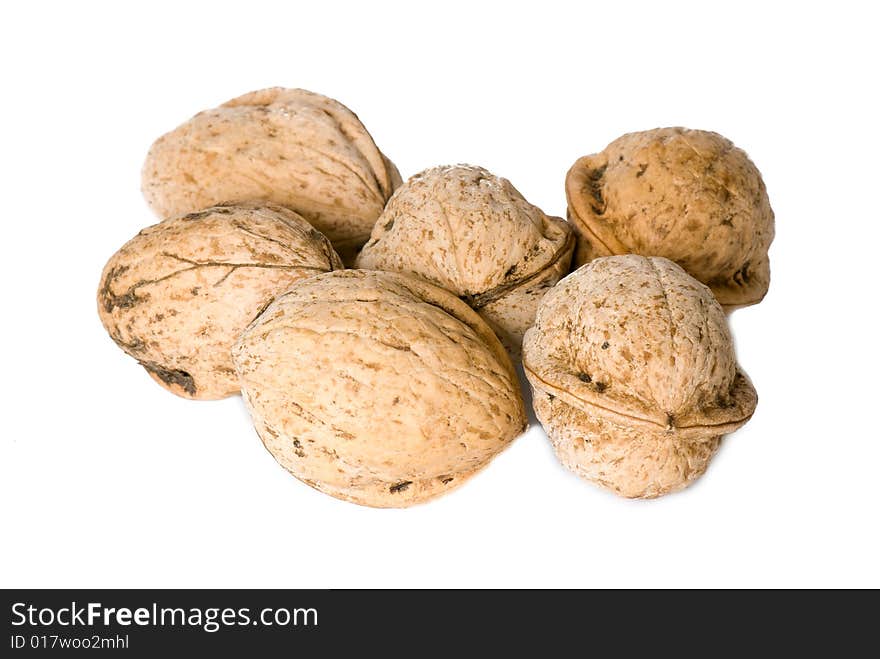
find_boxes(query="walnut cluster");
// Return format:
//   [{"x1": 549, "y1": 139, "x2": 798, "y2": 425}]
[{"x1": 98, "y1": 87, "x2": 772, "y2": 505}]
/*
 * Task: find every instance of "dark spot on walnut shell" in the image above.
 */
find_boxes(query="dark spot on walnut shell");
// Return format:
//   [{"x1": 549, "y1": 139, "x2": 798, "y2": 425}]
[{"x1": 140, "y1": 361, "x2": 196, "y2": 396}]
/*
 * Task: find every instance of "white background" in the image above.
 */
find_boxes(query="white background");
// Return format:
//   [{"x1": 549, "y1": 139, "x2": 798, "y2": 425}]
[{"x1": 1, "y1": 1, "x2": 877, "y2": 588}]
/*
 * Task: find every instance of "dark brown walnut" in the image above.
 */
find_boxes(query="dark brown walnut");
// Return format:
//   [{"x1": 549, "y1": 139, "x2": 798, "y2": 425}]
[
  {"x1": 142, "y1": 87, "x2": 402, "y2": 264},
  {"x1": 523, "y1": 255, "x2": 758, "y2": 498},
  {"x1": 233, "y1": 270, "x2": 528, "y2": 508},
  {"x1": 566, "y1": 128, "x2": 774, "y2": 309},
  {"x1": 97, "y1": 202, "x2": 343, "y2": 399},
  {"x1": 356, "y1": 165, "x2": 574, "y2": 355}
]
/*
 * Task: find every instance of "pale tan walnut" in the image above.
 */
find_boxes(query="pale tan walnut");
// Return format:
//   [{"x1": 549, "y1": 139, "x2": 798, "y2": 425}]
[
  {"x1": 566, "y1": 128, "x2": 774, "y2": 309},
  {"x1": 523, "y1": 255, "x2": 757, "y2": 498},
  {"x1": 232, "y1": 269, "x2": 527, "y2": 508},
  {"x1": 142, "y1": 87, "x2": 402, "y2": 264},
  {"x1": 97, "y1": 202, "x2": 343, "y2": 400},
  {"x1": 356, "y1": 165, "x2": 574, "y2": 355}
]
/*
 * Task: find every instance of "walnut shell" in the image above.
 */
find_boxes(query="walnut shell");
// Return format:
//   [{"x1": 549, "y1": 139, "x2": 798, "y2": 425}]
[
  {"x1": 97, "y1": 202, "x2": 343, "y2": 400},
  {"x1": 142, "y1": 87, "x2": 402, "y2": 264},
  {"x1": 356, "y1": 165, "x2": 574, "y2": 355},
  {"x1": 523, "y1": 255, "x2": 757, "y2": 498},
  {"x1": 232, "y1": 269, "x2": 527, "y2": 508},
  {"x1": 566, "y1": 128, "x2": 774, "y2": 309}
]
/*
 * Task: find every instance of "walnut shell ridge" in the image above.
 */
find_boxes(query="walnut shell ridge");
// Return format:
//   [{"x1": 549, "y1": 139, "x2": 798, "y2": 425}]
[
  {"x1": 232, "y1": 269, "x2": 528, "y2": 508},
  {"x1": 142, "y1": 87, "x2": 402, "y2": 264},
  {"x1": 97, "y1": 202, "x2": 343, "y2": 400},
  {"x1": 566, "y1": 128, "x2": 774, "y2": 309},
  {"x1": 356, "y1": 165, "x2": 574, "y2": 355},
  {"x1": 523, "y1": 255, "x2": 757, "y2": 498}
]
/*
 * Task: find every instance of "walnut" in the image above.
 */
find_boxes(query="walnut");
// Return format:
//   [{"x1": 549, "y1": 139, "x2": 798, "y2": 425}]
[
  {"x1": 566, "y1": 128, "x2": 774, "y2": 309},
  {"x1": 356, "y1": 165, "x2": 574, "y2": 355},
  {"x1": 523, "y1": 255, "x2": 757, "y2": 498},
  {"x1": 141, "y1": 87, "x2": 402, "y2": 264},
  {"x1": 97, "y1": 202, "x2": 343, "y2": 399},
  {"x1": 232, "y1": 269, "x2": 527, "y2": 508}
]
